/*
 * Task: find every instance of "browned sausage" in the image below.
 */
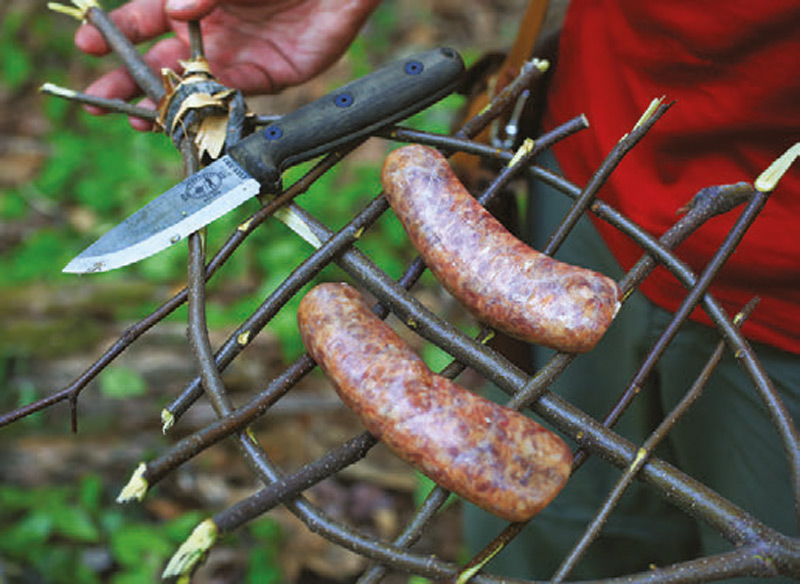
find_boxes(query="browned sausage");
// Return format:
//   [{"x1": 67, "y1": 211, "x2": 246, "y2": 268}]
[
  {"x1": 381, "y1": 144, "x2": 621, "y2": 353},
  {"x1": 297, "y1": 282, "x2": 572, "y2": 522}
]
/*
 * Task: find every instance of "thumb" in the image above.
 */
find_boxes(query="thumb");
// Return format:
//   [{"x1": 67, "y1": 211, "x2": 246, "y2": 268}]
[{"x1": 165, "y1": 0, "x2": 218, "y2": 21}]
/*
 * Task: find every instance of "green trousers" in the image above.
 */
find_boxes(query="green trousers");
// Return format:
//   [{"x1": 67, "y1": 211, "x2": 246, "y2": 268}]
[{"x1": 463, "y1": 152, "x2": 800, "y2": 581}]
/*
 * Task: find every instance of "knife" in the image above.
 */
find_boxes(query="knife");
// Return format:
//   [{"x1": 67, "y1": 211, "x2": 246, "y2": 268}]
[{"x1": 63, "y1": 47, "x2": 464, "y2": 273}]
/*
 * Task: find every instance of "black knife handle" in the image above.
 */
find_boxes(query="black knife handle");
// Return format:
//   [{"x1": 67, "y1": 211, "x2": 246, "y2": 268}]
[{"x1": 228, "y1": 47, "x2": 464, "y2": 186}]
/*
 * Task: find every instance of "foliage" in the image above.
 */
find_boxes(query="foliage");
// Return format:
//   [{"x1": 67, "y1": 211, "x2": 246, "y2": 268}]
[
  {"x1": 98, "y1": 366, "x2": 147, "y2": 399},
  {"x1": 0, "y1": 9, "x2": 34, "y2": 91},
  {"x1": 0, "y1": 114, "x2": 181, "y2": 285},
  {"x1": 0, "y1": 476, "x2": 285, "y2": 583}
]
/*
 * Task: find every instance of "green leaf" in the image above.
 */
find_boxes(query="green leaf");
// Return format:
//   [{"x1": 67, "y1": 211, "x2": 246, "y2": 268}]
[
  {"x1": 0, "y1": 10, "x2": 32, "y2": 90},
  {"x1": 413, "y1": 471, "x2": 438, "y2": 508},
  {"x1": 421, "y1": 343, "x2": 452, "y2": 373},
  {"x1": 110, "y1": 523, "x2": 173, "y2": 568},
  {"x1": 31, "y1": 547, "x2": 79, "y2": 584},
  {"x1": 0, "y1": 484, "x2": 40, "y2": 513},
  {"x1": 112, "y1": 569, "x2": 158, "y2": 584},
  {"x1": 246, "y1": 518, "x2": 284, "y2": 584},
  {"x1": 98, "y1": 508, "x2": 127, "y2": 536},
  {"x1": 249, "y1": 517, "x2": 282, "y2": 543},
  {"x1": 0, "y1": 190, "x2": 29, "y2": 220},
  {"x1": 163, "y1": 511, "x2": 205, "y2": 542},
  {"x1": 412, "y1": 471, "x2": 456, "y2": 510},
  {"x1": 0, "y1": 510, "x2": 53, "y2": 555},
  {"x1": 70, "y1": 560, "x2": 102, "y2": 584},
  {"x1": 51, "y1": 505, "x2": 100, "y2": 542},
  {"x1": 246, "y1": 547, "x2": 283, "y2": 584},
  {"x1": 99, "y1": 366, "x2": 147, "y2": 399},
  {"x1": 79, "y1": 474, "x2": 104, "y2": 512},
  {"x1": 3, "y1": 230, "x2": 75, "y2": 283},
  {"x1": 1, "y1": 42, "x2": 33, "y2": 89}
]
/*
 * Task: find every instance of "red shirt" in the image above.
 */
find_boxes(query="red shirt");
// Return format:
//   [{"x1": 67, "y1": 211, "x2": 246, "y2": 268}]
[{"x1": 545, "y1": 0, "x2": 800, "y2": 353}]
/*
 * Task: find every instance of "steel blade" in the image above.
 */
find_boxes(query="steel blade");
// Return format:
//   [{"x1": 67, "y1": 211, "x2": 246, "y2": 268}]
[{"x1": 63, "y1": 156, "x2": 260, "y2": 273}]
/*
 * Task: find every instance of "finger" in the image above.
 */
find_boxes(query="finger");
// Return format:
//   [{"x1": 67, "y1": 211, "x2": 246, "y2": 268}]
[
  {"x1": 145, "y1": 35, "x2": 191, "y2": 70},
  {"x1": 129, "y1": 98, "x2": 157, "y2": 131},
  {"x1": 82, "y1": 36, "x2": 188, "y2": 103},
  {"x1": 215, "y1": 62, "x2": 281, "y2": 95},
  {"x1": 83, "y1": 67, "x2": 144, "y2": 106},
  {"x1": 165, "y1": 0, "x2": 219, "y2": 21},
  {"x1": 125, "y1": 38, "x2": 189, "y2": 130},
  {"x1": 75, "y1": 0, "x2": 171, "y2": 56}
]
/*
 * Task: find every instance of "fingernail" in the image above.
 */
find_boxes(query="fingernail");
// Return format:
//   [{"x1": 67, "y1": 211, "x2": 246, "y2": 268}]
[{"x1": 166, "y1": 0, "x2": 195, "y2": 12}]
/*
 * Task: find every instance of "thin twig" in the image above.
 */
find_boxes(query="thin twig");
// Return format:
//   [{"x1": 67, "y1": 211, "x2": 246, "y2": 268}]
[
  {"x1": 40, "y1": 83, "x2": 157, "y2": 119},
  {"x1": 188, "y1": 20, "x2": 204, "y2": 60},
  {"x1": 84, "y1": 6, "x2": 164, "y2": 101},
  {"x1": 212, "y1": 345, "x2": 479, "y2": 536},
  {"x1": 162, "y1": 116, "x2": 585, "y2": 424},
  {"x1": 544, "y1": 99, "x2": 672, "y2": 255},
  {"x1": 14, "y1": 12, "x2": 800, "y2": 578},
  {"x1": 164, "y1": 143, "x2": 364, "y2": 422},
  {"x1": 162, "y1": 95, "x2": 599, "y2": 577},
  {"x1": 551, "y1": 299, "x2": 760, "y2": 582},
  {"x1": 284, "y1": 200, "x2": 788, "y2": 554},
  {"x1": 454, "y1": 58, "x2": 549, "y2": 141},
  {"x1": 575, "y1": 185, "x2": 767, "y2": 459},
  {"x1": 134, "y1": 119, "x2": 583, "y2": 487}
]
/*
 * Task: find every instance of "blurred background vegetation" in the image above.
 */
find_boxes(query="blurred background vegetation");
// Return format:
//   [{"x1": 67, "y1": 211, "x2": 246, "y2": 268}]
[{"x1": 0, "y1": 1, "x2": 530, "y2": 582}]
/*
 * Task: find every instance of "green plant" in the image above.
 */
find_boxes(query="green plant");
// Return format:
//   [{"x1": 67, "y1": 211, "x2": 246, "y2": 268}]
[
  {"x1": 245, "y1": 518, "x2": 284, "y2": 584},
  {"x1": 0, "y1": 476, "x2": 285, "y2": 583}
]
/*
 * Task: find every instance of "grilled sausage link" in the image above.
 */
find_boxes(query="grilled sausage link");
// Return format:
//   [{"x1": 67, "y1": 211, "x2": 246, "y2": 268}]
[
  {"x1": 381, "y1": 144, "x2": 621, "y2": 353},
  {"x1": 297, "y1": 282, "x2": 572, "y2": 522}
]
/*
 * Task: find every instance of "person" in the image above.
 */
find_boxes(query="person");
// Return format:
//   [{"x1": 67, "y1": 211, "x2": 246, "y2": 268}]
[
  {"x1": 462, "y1": 2, "x2": 800, "y2": 582},
  {"x1": 76, "y1": 0, "x2": 800, "y2": 580},
  {"x1": 74, "y1": 0, "x2": 380, "y2": 130}
]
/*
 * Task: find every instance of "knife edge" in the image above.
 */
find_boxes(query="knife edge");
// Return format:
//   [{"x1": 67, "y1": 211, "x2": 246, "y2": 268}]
[{"x1": 63, "y1": 166, "x2": 260, "y2": 273}]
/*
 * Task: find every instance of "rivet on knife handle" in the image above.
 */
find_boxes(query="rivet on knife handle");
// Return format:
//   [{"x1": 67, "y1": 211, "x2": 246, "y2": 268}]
[{"x1": 227, "y1": 47, "x2": 464, "y2": 188}]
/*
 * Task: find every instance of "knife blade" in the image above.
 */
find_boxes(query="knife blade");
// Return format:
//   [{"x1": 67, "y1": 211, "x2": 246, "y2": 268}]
[{"x1": 63, "y1": 47, "x2": 464, "y2": 273}]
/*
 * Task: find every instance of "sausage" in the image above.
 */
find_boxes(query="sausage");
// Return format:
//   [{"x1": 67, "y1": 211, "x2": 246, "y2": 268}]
[
  {"x1": 381, "y1": 144, "x2": 621, "y2": 353},
  {"x1": 297, "y1": 282, "x2": 572, "y2": 522}
]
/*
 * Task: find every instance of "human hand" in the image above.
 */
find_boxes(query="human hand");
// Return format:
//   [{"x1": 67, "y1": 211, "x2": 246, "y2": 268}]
[{"x1": 75, "y1": 0, "x2": 381, "y2": 129}]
